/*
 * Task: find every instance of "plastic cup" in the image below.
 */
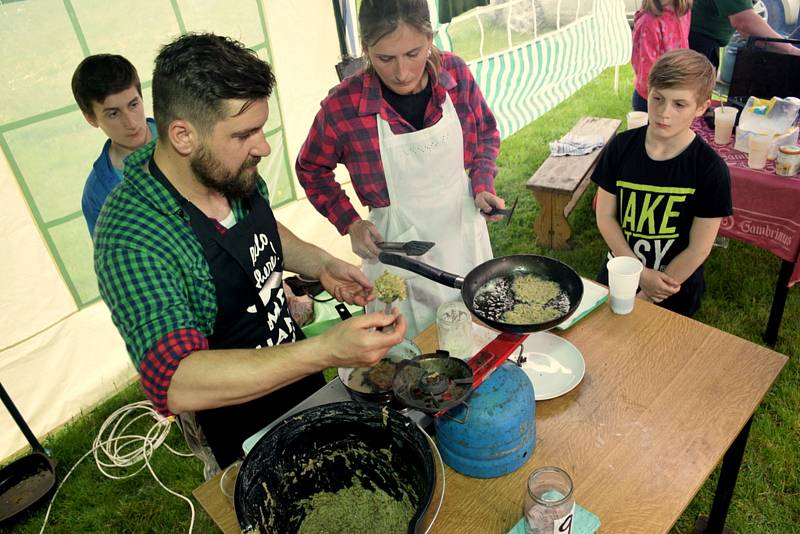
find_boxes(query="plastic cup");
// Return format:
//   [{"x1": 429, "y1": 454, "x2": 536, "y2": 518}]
[
  {"x1": 607, "y1": 256, "x2": 643, "y2": 315},
  {"x1": 436, "y1": 301, "x2": 472, "y2": 359},
  {"x1": 626, "y1": 111, "x2": 648, "y2": 130},
  {"x1": 748, "y1": 134, "x2": 771, "y2": 170},
  {"x1": 713, "y1": 107, "x2": 737, "y2": 145}
]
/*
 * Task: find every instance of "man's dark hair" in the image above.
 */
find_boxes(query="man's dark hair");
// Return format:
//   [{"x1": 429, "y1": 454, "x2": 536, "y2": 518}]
[
  {"x1": 152, "y1": 33, "x2": 276, "y2": 139},
  {"x1": 71, "y1": 54, "x2": 141, "y2": 118}
]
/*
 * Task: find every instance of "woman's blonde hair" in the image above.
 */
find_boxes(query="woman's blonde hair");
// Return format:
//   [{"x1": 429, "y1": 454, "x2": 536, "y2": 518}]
[
  {"x1": 641, "y1": 0, "x2": 692, "y2": 17},
  {"x1": 358, "y1": 0, "x2": 441, "y2": 75}
]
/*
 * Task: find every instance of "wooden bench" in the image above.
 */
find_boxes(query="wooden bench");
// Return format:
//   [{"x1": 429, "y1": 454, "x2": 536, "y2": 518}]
[{"x1": 526, "y1": 116, "x2": 621, "y2": 249}]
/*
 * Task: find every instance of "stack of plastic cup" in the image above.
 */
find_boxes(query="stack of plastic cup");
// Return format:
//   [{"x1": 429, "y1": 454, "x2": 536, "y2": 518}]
[
  {"x1": 626, "y1": 111, "x2": 648, "y2": 130},
  {"x1": 713, "y1": 106, "x2": 737, "y2": 145},
  {"x1": 748, "y1": 134, "x2": 772, "y2": 170}
]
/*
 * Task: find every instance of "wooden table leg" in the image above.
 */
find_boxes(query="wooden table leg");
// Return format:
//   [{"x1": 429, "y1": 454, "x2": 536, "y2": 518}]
[
  {"x1": 693, "y1": 416, "x2": 753, "y2": 534},
  {"x1": 532, "y1": 190, "x2": 572, "y2": 250},
  {"x1": 763, "y1": 260, "x2": 793, "y2": 346}
]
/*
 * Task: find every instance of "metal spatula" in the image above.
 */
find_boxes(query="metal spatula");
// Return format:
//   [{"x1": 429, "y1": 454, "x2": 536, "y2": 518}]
[
  {"x1": 485, "y1": 197, "x2": 518, "y2": 225},
  {"x1": 377, "y1": 240, "x2": 435, "y2": 256}
]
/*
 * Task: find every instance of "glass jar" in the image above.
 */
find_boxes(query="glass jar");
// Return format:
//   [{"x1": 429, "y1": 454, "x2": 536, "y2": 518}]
[
  {"x1": 436, "y1": 301, "x2": 472, "y2": 359},
  {"x1": 775, "y1": 144, "x2": 800, "y2": 177},
  {"x1": 523, "y1": 466, "x2": 575, "y2": 534}
]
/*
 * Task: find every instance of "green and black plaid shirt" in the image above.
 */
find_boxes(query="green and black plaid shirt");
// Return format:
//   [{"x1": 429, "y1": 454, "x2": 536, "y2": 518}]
[{"x1": 94, "y1": 140, "x2": 270, "y2": 413}]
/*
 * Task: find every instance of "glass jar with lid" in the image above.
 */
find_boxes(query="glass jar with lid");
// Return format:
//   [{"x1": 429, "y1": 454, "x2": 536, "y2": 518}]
[{"x1": 775, "y1": 144, "x2": 800, "y2": 176}]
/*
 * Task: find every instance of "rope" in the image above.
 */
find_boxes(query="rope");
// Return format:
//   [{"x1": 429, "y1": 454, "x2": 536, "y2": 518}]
[{"x1": 38, "y1": 401, "x2": 196, "y2": 534}]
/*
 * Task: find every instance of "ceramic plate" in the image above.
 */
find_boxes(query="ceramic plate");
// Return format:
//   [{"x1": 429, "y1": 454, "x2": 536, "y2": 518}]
[{"x1": 517, "y1": 332, "x2": 585, "y2": 400}]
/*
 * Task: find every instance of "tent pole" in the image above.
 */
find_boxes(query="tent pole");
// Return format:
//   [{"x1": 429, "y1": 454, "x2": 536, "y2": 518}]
[{"x1": 332, "y1": 0, "x2": 349, "y2": 59}]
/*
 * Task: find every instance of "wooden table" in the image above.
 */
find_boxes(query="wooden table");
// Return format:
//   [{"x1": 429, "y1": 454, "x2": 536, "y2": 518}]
[{"x1": 194, "y1": 302, "x2": 787, "y2": 533}]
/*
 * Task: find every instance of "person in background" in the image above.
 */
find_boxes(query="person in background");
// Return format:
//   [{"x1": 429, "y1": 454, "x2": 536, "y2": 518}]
[
  {"x1": 592, "y1": 49, "x2": 732, "y2": 317},
  {"x1": 94, "y1": 33, "x2": 406, "y2": 474},
  {"x1": 689, "y1": 0, "x2": 800, "y2": 69},
  {"x1": 71, "y1": 54, "x2": 157, "y2": 237},
  {"x1": 631, "y1": 0, "x2": 693, "y2": 112},
  {"x1": 296, "y1": 0, "x2": 505, "y2": 338}
]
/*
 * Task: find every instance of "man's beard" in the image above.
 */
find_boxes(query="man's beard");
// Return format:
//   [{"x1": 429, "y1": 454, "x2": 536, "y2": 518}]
[{"x1": 191, "y1": 144, "x2": 261, "y2": 199}]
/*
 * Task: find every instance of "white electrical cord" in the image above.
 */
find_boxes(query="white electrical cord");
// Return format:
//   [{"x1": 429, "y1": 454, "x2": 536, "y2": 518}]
[{"x1": 38, "y1": 400, "x2": 196, "y2": 534}]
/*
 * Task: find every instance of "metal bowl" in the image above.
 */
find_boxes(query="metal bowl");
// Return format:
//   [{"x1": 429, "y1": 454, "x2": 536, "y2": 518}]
[{"x1": 338, "y1": 338, "x2": 422, "y2": 404}]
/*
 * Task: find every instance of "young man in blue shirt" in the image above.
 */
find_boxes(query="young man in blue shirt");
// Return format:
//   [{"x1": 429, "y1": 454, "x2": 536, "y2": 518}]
[{"x1": 71, "y1": 54, "x2": 157, "y2": 236}]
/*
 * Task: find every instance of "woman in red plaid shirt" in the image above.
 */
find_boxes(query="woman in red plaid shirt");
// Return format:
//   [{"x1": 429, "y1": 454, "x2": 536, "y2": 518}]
[{"x1": 296, "y1": 0, "x2": 505, "y2": 337}]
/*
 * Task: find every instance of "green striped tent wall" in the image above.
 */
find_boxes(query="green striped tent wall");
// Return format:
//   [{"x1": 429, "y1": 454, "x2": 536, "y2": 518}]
[
  {"x1": 434, "y1": 0, "x2": 631, "y2": 139},
  {"x1": 0, "y1": 0, "x2": 296, "y2": 309}
]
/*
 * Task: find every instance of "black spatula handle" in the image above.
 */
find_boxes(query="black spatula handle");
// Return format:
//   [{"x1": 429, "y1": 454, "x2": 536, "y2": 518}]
[{"x1": 378, "y1": 252, "x2": 464, "y2": 289}]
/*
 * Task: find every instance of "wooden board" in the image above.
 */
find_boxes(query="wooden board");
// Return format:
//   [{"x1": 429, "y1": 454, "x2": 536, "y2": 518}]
[{"x1": 527, "y1": 117, "x2": 621, "y2": 193}]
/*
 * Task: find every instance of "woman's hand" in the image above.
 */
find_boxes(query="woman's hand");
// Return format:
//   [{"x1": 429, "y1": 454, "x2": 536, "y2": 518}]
[
  {"x1": 638, "y1": 268, "x2": 680, "y2": 303},
  {"x1": 319, "y1": 309, "x2": 407, "y2": 368},
  {"x1": 318, "y1": 257, "x2": 376, "y2": 306},
  {"x1": 474, "y1": 191, "x2": 506, "y2": 222},
  {"x1": 347, "y1": 219, "x2": 383, "y2": 259}
]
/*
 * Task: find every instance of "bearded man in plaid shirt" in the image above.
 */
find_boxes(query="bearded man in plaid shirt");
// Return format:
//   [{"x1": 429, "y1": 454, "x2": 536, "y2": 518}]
[{"x1": 94, "y1": 33, "x2": 406, "y2": 474}]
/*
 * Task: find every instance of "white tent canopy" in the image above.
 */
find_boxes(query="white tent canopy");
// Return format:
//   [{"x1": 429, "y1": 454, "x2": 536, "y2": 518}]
[{"x1": 0, "y1": 0, "x2": 628, "y2": 461}]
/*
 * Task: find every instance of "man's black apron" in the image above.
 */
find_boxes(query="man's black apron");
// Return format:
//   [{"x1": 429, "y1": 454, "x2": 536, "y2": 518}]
[{"x1": 150, "y1": 161, "x2": 324, "y2": 468}]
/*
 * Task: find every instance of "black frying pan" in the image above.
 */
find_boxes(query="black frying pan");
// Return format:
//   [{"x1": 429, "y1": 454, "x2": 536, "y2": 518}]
[
  {"x1": 378, "y1": 253, "x2": 584, "y2": 334},
  {"x1": 0, "y1": 383, "x2": 56, "y2": 524}
]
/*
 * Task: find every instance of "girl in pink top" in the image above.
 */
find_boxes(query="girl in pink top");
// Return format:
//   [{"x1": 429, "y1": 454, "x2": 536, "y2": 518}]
[{"x1": 631, "y1": 0, "x2": 692, "y2": 112}]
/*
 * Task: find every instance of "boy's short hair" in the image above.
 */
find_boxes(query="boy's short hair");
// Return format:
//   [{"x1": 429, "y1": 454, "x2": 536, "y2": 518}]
[
  {"x1": 152, "y1": 33, "x2": 276, "y2": 140},
  {"x1": 648, "y1": 49, "x2": 715, "y2": 106},
  {"x1": 71, "y1": 54, "x2": 141, "y2": 118}
]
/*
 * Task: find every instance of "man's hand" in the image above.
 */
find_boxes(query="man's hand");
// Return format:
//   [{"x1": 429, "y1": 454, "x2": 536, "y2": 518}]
[
  {"x1": 347, "y1": 219, "x2": 383, "y2": 259},
  {"x1": 318, "y1": 257, "x2": 376, "y2": 306},
  {"x1": 474, "y1": 191, "x2": 506, "y2": 222},
  {"x1": 639, "y1": 268, "x2": 680, "y2": 303},
  {"x1": 319, "y1": 309, "x2": 407, "y2": 368},
  {"x1": 730, "y1": 9, "x2": 800, "y2": 56}
]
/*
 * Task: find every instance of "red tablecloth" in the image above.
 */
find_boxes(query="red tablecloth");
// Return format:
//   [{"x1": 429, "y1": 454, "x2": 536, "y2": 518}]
[{"x1": 693, "y1": 115, "x2": 800, "y2": 287}]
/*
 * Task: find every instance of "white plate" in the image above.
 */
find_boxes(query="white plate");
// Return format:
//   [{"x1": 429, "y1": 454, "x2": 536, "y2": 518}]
[{"x1": 517, "y1": 332, "x2": 585, "y2": 400}]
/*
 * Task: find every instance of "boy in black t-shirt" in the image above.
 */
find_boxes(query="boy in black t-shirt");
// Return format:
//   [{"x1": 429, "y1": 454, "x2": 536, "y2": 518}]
[{"x1": 592, "y1": 49, "x2": 732, "y2": 317}]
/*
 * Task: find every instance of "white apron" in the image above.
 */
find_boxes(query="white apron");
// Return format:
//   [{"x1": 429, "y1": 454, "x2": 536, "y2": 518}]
[{"x1": 364, "y1": 92, "x2": 493, "y2": 338}]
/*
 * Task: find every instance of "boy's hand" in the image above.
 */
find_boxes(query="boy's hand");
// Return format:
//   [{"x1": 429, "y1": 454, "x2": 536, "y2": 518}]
[{"x1": 639, "y1": 268, "x2": 680, "y2": 303}]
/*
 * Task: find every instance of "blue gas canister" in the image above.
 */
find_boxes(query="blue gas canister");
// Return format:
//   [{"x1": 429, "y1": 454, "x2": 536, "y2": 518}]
[{"x1": 435, "y1": 362, "x2": 536, "y2": 478}]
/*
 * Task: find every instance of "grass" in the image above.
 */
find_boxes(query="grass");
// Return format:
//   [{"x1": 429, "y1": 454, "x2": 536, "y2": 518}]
[{"x1": 3, "y1": 65, "x2": 798, "y2": 534}]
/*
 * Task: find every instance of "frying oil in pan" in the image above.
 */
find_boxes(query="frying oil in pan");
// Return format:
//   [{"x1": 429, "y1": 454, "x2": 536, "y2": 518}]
[{"x1": 473, "y1": 274, "x2": 570, "y2": 324}]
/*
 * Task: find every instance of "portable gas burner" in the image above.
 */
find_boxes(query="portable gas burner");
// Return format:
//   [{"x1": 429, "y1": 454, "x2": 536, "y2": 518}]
[
  {"x1": 392, "y1": 353, "x2": 472, "y2": 412},
  {"x1": 392, "y1": 332, "x2": 528, "y2": 415}
]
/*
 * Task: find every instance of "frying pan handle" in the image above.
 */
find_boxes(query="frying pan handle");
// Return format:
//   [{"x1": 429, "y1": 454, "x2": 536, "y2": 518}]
[
  {"x1": 378, "y1": 252, "x2": 464, "y2": 289},
  {"x1": 0, "y1": 382, "x2": 46, "y2": 453}
]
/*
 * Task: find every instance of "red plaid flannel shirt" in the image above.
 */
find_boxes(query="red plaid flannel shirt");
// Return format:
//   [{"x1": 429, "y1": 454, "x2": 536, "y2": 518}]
[{"x1": 295, "y1": 51, "x2": 500, "y2": 235}]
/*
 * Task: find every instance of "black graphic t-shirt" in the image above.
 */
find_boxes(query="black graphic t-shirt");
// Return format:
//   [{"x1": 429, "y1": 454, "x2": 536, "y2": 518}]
[{"x1": 591, "y1": 127, "x2": 732, "y2": 271}]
